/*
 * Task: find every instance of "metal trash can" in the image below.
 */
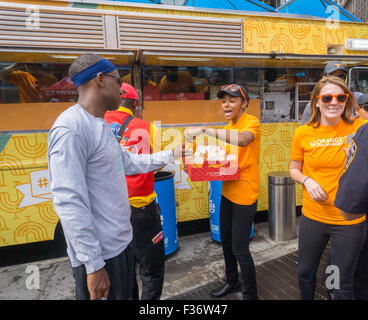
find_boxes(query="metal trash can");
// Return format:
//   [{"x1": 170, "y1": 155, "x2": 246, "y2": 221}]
[
  {"x1": 154, "y1": 171, "x2": 178, "y2": 256},
  {"x1": 268, "y1": 171, "x2": 296, "y2": 241}
]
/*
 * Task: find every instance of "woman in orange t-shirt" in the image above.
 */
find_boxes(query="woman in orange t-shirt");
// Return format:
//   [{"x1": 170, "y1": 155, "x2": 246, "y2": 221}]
[
  {"x1": 289, "y1": 76, "x2": 367, "y2": 300},
  {"x1": 185, "y1": 84, "x2": 260, "y2": 300}
]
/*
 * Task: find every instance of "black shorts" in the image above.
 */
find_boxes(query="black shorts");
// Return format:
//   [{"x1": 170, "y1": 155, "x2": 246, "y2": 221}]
[{"x1": 71, "y1": 246, "x2": 135, "y2": 300}]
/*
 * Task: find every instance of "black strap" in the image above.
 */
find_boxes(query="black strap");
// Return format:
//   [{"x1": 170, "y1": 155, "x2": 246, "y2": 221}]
[{"x1": 116, "y1": 115, "x2": 134, "y2": 143}]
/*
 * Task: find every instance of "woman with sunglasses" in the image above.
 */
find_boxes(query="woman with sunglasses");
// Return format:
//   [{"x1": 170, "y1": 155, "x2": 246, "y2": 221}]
[
  {"x1": 184, "y1": 84, "x2": 260, "y2": 300},
  {"x1": 289, "y1": 76, "x2": 367, "y2": 300}
]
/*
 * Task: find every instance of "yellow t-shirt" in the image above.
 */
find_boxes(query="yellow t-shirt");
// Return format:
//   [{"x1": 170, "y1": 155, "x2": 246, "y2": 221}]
[
  {"x1": 221, "y1": 112, "x2": 261, "y2": 205},
  {"x1": 290, "y1": 118, "x2": 367, "y2": 225},
  {"x1": 117, "y1": 107, "x2": 161, "y2": 208},
  {"x1": 8, "y1": 71, "x2": 39, "y2": 103},
  {"x1": 8, "y1": 71, "x2": 57, "y2": 103}
]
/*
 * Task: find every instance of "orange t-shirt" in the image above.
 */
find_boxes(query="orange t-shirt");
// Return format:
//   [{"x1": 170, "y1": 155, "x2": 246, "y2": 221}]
[
  {"x1": 290, "y1": 118, "x2": 367, "y2": 225},
  {"x1": 221, "y1": 112, "x2": 261, "y2": 205}
]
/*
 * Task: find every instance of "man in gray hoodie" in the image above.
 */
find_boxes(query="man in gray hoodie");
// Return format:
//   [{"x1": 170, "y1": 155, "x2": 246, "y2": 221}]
[{"x1": 47, "y1": 53, "x2": 183, "y2": 300}]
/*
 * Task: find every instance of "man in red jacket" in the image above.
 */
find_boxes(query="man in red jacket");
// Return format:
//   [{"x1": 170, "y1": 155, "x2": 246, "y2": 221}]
[{"x1": 104, "y1": 83, "x2": 165, "y2": 300}]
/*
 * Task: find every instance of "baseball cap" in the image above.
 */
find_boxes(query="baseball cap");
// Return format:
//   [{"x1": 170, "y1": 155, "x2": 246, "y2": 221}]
[
  {"x1": 324, "y1": 61, "x2": 347, "y2": 75},
  {"x1": 357, "y1": 93, "x2": 368, "y2": 105},
  {"x1": 120, "y1": 82, "x2": 138, "y2": 102},
  {"x1": 217, "y1": 84, "x2": 249, "y2": 101}
]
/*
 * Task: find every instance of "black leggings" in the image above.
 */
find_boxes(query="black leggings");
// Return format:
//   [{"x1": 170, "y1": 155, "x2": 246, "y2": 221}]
[
  {"x1": 298, "y1": 214, "x2": 366, "y2": 300},
  {"x1": 220, "y1": 196, "x2": 257, "y2": 298}
]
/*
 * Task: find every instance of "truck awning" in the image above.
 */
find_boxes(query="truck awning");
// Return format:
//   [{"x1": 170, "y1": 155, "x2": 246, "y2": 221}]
[{"x1": 139, "y1": 50, "x2": 368, "y2": 68}]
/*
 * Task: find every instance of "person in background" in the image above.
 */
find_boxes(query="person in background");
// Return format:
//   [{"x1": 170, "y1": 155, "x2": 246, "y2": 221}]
[
  {"x1": 335, "y1": 93, "x2": 368, "y2": 300},
  {"x1": 185, "y1": 84, "x2": 260, "y2": 300},
  {"x1": 356, "y1": 94, "x2": 368, "y2": 120},
  {"x1": 289, "y1": 76, "x2": 367, "y2": 300},
  {"x1": 122, "y1": 71, "x2": 157, "y2": 87},
  {"x1": 159, "y1": 66, "x2": 195, "y2": 94},
  {"x1": 48, "y1": 53, "x2": 184, "y2": 300},
  {"x1": 187, "y1": 67, "x2": 210, "y2": 99},
  {"x1": 301, "y1": 61, "x2": 348, "y2": 125},
  {"x1": 0, "y1": 63, "x2": 57, "y2": 103},
  {"x1": 104, "y1": 83, "x2": 165, "y2": 300}
]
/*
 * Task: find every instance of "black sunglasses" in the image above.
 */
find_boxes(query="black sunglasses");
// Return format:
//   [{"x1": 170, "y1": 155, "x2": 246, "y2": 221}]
[{"x1": 104, "y1": 73, "x2": 123, "y2": 86}]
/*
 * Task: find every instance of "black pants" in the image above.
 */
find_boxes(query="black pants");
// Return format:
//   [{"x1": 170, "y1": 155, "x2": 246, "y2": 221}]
[
  {"x1": 220, "y1": 196, "x2": 258, "y2": 298},
  {"x1": 71, "y1": 246, "x2": 135, "y2": 300},
  {"x1": 130, "y1": 201, "x2": 165, "y2": 300},
  {"x1": 354, "y1": 218, "x2": 368, "y2": 300},
  {"x1": 298, "y1": 214, "x2": 366, "y2": 300}
]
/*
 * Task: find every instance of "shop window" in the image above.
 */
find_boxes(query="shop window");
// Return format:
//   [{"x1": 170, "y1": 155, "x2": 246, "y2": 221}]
[
  {"x1": 349, "y1": 67, "x2": 368, "y2": 95},
  {"x1": 0, "y1": 63, "x2": 73, "y2": 103},
  {"x1": 142, "y1": 65, "x2": 261, "y2": 102},
  {"x1": 0, "y1": 62, "x2": 131, "y2": 104},
  {"x1": 262, "y1": 68, "x2": 322, "y2": 122}
]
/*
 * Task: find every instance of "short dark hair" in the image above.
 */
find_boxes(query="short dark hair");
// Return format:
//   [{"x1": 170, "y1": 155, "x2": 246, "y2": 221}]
[
  {"x1": 68, "y1": 53, "x2": 104, "y2": 79},
  {"x1": 121, "y1": 98, "x2": 135, "y2": 109}
]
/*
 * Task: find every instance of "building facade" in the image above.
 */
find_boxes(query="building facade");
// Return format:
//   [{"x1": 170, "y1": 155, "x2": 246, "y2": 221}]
[
  {"x1": 260, "y1": 0, "x2": 288, "y2": 8},
  {"x1": 343, "y1": 0, "x2": 368, "y2": 22}
]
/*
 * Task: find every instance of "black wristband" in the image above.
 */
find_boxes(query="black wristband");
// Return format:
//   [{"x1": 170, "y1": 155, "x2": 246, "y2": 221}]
[{"x1": 302, "y1": 176, "x2": 310, "y2": 186}]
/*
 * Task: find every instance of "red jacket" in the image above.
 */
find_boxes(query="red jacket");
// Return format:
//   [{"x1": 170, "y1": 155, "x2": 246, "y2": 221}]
[{"x1": 104, "y1": 108, "x2": 154, "y2": 199}]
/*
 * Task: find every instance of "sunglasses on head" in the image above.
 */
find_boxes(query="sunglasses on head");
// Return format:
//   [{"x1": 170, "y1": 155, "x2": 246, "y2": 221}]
[
  {"x1": 221, "y1": 84, "x2": 247, "y2": 101},
  {"x1": 316, "y1": 93, "x2": 349, "y2": 104}
]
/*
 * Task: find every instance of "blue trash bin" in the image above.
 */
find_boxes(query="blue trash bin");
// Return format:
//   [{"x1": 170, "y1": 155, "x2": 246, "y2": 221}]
[
  {"x1": 154, "y1": 171, "x2": 178, "y2": 256},
  {"x1": 208, "y1": 180, "x2": 254, "y2": 242},
  {"x1": 209, "y1": 180, "x2": 222, "y2": 242}
]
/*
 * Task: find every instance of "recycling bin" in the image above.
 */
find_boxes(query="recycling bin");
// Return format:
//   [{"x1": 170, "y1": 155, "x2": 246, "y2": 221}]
[{"x1": 154, "y1": 171, "x2": 178, "y2": 256}]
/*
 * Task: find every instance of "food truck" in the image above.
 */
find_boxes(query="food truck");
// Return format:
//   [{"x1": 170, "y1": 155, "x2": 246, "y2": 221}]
[{"x1": 1, "y1": 0, "x2": 368, "y2": 247}]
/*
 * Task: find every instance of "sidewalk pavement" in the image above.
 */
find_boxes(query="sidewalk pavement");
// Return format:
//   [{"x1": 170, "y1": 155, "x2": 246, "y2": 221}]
[{"x1": 0, "y1": 218, "x2": 299, "y2": 300}]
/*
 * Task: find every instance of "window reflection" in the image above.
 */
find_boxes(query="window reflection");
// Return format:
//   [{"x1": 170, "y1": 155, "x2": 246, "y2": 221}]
[
  {"x1": 0, "y1": 62, "x2": 131, "y2": 104},
  {"x1": 142, "y1": 65, "x2": 323, "y2": 122},
  {"x1": 143, "y1": 66, "x2": 256, "y2": 101}
]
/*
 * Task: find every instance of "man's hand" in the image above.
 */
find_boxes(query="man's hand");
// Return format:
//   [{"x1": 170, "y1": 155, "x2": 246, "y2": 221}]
[
  {"x1": 87, "y1": 267, "x2": 110, "y2": 300},
  {"x1": 340, "y1": 210, "x2": 365, "y2": 221},
  {"x1": 172, "y1": 143, "x2": 192, "y2": 161}
]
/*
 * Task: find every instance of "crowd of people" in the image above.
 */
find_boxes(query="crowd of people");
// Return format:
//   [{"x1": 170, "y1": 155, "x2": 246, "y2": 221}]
[{"x1": 47, "y1": 54, "x2": 368, "y2": 300}]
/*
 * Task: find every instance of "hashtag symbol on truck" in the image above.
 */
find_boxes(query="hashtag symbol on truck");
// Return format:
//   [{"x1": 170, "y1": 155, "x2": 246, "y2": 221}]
[{"x1": 38, "y1": 177, "x2": 49, "y2": 188}]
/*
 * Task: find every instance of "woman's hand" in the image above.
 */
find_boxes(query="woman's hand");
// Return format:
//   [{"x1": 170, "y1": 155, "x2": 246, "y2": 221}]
[
  {"x1": 184, "y1": 127, "x2": 205, "y2": 140},
  {"x1": 303, "y1": 177, "x2": 328, "y2": 202}
]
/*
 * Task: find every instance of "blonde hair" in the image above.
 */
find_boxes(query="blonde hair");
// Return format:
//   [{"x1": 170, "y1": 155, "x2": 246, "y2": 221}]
[{"x1": 307, "y1": 76, "x2": 357, "y2": 128}]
